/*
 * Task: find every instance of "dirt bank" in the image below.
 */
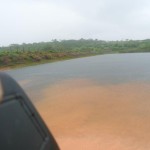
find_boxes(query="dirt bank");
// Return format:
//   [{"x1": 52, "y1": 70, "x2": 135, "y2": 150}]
[{"x1": 35, "y1": 79, "x2": 150, "y2": 150}]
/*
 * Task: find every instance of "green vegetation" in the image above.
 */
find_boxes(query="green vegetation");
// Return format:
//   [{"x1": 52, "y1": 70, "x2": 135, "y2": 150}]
[{"x1": 0, "y1": 39, "x2": 150, "y2": 69}]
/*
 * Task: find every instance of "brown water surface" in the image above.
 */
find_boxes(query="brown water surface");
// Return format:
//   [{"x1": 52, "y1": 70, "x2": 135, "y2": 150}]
[{"x1": 35, "y1": 79, "x2": 150, "y2": 150}]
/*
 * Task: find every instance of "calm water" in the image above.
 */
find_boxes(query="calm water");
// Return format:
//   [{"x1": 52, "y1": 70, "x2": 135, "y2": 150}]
[
  {"x1": 5, "y1": 53, "x2": 150, "y2": 101},
  {"x1": 6, "y1": 53, "x2": 150, "y2": 86},
  {"x1": 5, "y1": 53, "x2": 150, "y2": 149}
]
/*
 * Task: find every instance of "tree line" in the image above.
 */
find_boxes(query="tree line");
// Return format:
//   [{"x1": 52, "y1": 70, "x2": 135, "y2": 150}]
[{"x1": 0, "y1": 39, "x2": 150, "y2": 68}]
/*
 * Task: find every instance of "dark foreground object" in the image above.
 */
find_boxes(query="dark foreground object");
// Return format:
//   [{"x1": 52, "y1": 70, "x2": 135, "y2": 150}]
[{"x1": 0, "y1": 73, "x2": 60, "y2": 150}]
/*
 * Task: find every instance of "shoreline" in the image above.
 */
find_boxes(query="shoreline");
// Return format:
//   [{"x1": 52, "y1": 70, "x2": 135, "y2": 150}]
[
  {"x1": 1, "y1": 51, "x2": 148, "y2": 71},
  {"x1": 0, "y1": 53, "x2": 104, "y2": 71},
  {"x1": 0, "y1": 52, "x2": 137, "y2": 71}
]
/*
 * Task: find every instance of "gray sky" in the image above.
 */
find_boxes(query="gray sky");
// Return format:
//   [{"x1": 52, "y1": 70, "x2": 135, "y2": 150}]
[{"x1": 0, "y1": 0, "x2": 150, "y2": 46}]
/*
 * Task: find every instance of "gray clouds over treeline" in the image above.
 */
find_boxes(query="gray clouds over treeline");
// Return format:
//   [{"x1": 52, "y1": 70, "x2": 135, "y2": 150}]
[{"x1": 0, "y1": 0, "x2": 150, "y2": 45}]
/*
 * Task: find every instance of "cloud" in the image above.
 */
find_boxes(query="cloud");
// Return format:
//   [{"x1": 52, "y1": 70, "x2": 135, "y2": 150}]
[{"x1": 0, "y1": 0, "x2": 150, "y2": 45}]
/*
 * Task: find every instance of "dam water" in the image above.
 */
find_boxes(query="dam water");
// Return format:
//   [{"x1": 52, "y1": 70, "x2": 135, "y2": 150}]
[{"x1": 6, "y1": 53, "x2": 150, "y2": 150}]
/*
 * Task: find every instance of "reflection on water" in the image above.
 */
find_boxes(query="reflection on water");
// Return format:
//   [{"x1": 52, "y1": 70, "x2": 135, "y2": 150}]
[
  {"x1": 36, "y1": 79, "x2": 150, "y2": 150},
  {"x1": 7, "y1": 53, "x2": 150, "y2": 88}
]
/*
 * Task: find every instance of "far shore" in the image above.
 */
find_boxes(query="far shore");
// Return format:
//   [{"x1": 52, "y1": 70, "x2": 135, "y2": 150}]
[
  {"x1": 0, "y1": 52, "x2": 107, "y2": 71},
  {"x1": 1, "y1": 39, "x2": 150, "y2": 71}
]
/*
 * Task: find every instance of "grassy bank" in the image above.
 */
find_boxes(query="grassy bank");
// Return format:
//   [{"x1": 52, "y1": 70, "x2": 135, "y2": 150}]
[
  {"x1": 0, "y1": 39, "x2": 150, "y2": 69},
  {"x1": 0, "y1": 50, "x2": 102, "y2": 70}
]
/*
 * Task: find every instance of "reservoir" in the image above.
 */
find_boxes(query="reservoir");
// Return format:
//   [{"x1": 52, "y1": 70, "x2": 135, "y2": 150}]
[{"x1": 6, "y1": 53, "x2": 150, "y2": 150}]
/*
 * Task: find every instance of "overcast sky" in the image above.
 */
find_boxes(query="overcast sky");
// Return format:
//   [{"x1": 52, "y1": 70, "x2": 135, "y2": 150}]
[{"x1": 0, "y1": 0, "x2": 150, "y2": 46}]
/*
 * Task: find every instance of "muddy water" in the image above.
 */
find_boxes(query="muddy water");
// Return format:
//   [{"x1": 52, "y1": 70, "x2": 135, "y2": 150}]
[
  {"x1": 35, "y1": 79, "x2": 150, "y2": 150},
  {"x1": 6, "y1": 53, "x2": 150, "y2": 149}
]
